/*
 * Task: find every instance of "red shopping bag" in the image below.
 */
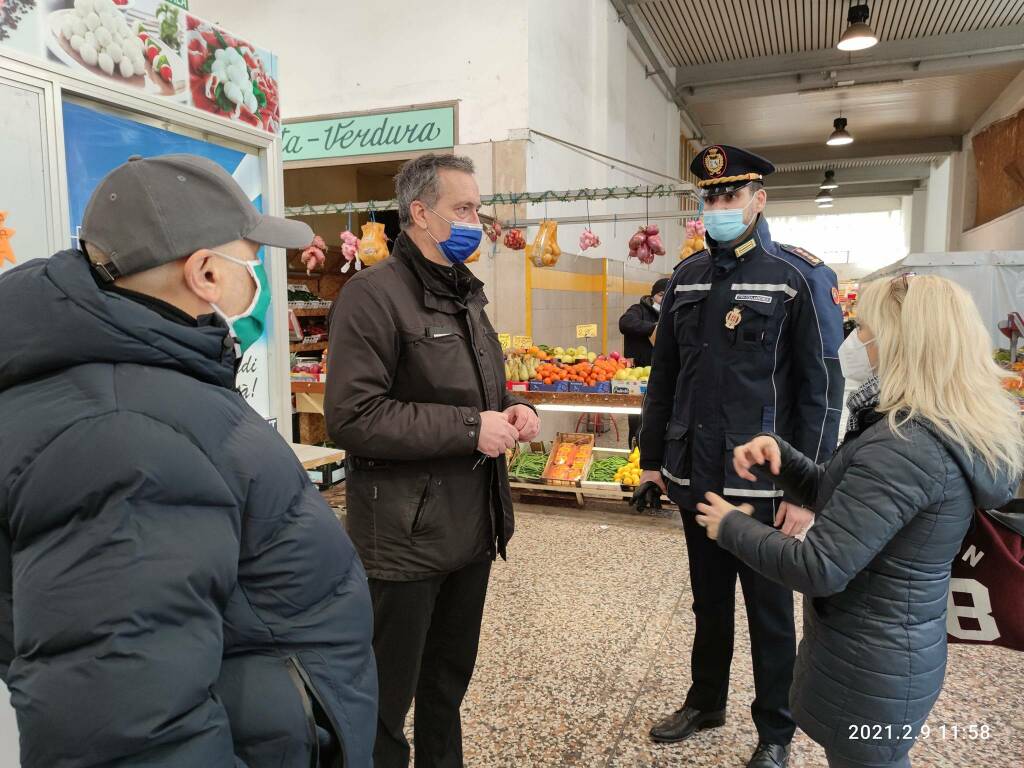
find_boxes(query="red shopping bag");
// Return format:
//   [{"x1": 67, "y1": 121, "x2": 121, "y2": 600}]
[{"x1": 946, "y1": 502, "x2": 1024, "y2": 651}]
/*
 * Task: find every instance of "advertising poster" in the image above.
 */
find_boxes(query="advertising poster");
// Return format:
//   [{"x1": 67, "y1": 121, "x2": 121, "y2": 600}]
[
  {"x1": 184, "y1": 12, "x2": 280, "y2": 133},
  {"x1": 1, "y1": 1, "x2": 280, "y2": 135},
  {"x1": 62, "y1": 99, "x2": 274, "y2": 416}
]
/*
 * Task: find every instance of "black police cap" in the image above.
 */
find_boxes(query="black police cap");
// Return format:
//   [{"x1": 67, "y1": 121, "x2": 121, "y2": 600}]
[{"x1": 689, "y1": 144, "x2": 775, "y2": 198}]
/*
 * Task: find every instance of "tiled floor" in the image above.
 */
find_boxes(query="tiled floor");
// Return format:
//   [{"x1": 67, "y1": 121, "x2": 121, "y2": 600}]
[{"x1": 326, "y1": 492, "x2": 1024, "y2": 767}]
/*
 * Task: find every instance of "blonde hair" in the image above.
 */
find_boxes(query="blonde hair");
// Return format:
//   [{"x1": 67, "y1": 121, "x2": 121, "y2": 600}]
[{"x1": 857, "y1": 274, "x2": 1024, "y2": 475}]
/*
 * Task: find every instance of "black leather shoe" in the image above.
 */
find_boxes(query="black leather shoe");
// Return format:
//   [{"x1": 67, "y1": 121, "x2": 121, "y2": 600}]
[
  {"x1": 747, "y1": 742, "x2": 790, "y2": 768},
  {"x1": 649, "y1": 706, "x2": 726, "y2": 743}
]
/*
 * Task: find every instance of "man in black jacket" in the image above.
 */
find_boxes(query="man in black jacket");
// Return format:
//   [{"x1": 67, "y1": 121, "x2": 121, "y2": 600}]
[
  {"x1": 619, "y1": 277, "x2": 668, "y2": 446},
  {"x1": 0, "y1": 155, "x2": 377, "y2": 767},
  {"x1": 326, "y1": 154, "x2": 540, "y2": 768}
]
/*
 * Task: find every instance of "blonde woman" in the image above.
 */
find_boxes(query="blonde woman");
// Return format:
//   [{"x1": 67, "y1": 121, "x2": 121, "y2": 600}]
[{"x1": 693, "y1": 275, "x2": 1022, "y2": 768}]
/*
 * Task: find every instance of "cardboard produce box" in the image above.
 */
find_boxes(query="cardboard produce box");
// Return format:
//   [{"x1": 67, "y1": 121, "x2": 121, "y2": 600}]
[{"x1": 541, "y1": 432, "x2": 595, "y2": 487}]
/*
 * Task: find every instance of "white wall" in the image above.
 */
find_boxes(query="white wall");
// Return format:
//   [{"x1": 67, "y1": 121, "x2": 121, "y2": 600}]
[
  {"x1": 524, "y1": 0, "x2": 682, "y2": 273},
  {"x1": 189, "y1": 0, "x2": 530, "y2": 144},
  {"x1": 955, "y1": 69, "x2": 1024, "y2": 250}
]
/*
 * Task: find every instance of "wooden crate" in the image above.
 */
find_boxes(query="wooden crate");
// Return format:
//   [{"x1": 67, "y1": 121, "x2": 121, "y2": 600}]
[{"x1": 541, "y1": 432, "x2": 596, "y2": 487}]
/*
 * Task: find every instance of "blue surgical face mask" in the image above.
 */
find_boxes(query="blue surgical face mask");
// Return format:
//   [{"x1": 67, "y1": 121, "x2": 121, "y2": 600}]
[
  {"x1": 427, "y1": 208, "x2": 483, "y2": 264},
  {"x1": 703, "y1": 194, "x2": 757, "y2": 243}
]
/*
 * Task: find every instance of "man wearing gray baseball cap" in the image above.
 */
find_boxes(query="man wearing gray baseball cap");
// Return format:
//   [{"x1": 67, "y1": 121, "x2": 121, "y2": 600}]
[{"x1": 0, "y1": 154, "x2": 377, "y2": 767}]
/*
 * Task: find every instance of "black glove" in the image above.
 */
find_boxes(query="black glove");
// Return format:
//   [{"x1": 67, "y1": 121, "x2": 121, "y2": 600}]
[{"x1": 630, "y1": 481, "x2": 663, "y2": 513}]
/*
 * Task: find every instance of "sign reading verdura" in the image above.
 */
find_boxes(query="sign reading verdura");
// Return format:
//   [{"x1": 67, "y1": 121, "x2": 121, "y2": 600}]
[{"x1": 282, "y1": 106, "x2": 455, "y2": 161}]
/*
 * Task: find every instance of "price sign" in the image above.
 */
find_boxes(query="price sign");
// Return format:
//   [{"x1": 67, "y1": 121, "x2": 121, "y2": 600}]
[
  {"x1": 498, "y1": 333, "x2": 512, "y2": 352},
  {"x1": 512, "y1": 335, "x2": 533, "y2": 350},
  {"x1": 576, "y1": 324, "x2": 598, "y2": 339}
]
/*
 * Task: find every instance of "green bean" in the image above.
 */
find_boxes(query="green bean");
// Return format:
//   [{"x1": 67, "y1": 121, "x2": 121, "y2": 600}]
[
  {"x1": 587, "y1": 456, "x2": 628, "y2": 481},
  {"x1": 510, "y1": 452, "x2": 549, "y2": 478}
]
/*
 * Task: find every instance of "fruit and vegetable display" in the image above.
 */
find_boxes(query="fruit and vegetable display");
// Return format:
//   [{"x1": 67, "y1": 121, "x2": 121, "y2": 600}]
[
  {"x1": 503, "y1": 343, "x2": 650, "y2": 392},
  {"x1": 587, "y1": 456, "x2": 628, "y2": 482},
  {"x1": 543, "y1": 435, "x2": 594, "y2": 483},
  {"x1": 579, "y1": 228, "x2": 601, "y2": 252},
  {"x1": 614, "y1": 447, "x2": 643, "y2": 487},
  {"x1": 339, "y1": 230, "x2": 360, "y2": 273},
  {"x1": 503, "y1": 228, "x2": 526, "y2": 250},
  {"x1": 628, "y1": 224, "x2": 666, "y2": 264},
  {"x1": 357, "y1": 221, "x2": 389, "y2": 266},
  {"x1": 679, "y1": 219, "x2": 706, "y2": 260},
  {"x1": 186, "y1": 14, "x2": 280, "y2": 132},
  {"x1": 485, "y1": 222, "x2": 503, "y2": 243},
  {"x1": 508, "y1": 450, "x2": 549, "y2": 479},
  {"x1": 530, "y1": 220, "x2": 562, "y2": 267},
  {"x1": 300, "y1": 235, "x2": 327, "y2": 274},
  {"x1": 612, "y1": 365, "x2": 651, "y2": 382}
]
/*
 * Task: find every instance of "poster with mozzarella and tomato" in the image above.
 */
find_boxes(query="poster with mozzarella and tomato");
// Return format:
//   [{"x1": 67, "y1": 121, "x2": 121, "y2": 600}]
[
  {"x1": 44, "y1": 1, "x2": 188, "y2": 103},
  {"x1": 184, "y1": 14, "x2": 280, "y2": 134}
]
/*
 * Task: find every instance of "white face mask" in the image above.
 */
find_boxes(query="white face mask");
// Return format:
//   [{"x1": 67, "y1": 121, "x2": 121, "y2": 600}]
[
  {"x1": 653, "y1": 302, "x2": 662, "y2": 313},
  {"x1": 838, "y1": 330, "x2": 875, "y2": 384}
]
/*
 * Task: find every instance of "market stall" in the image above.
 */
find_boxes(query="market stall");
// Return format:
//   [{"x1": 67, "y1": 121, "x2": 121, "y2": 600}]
[{"x1": 861, "y1": 250, "x2": 1024, "y2": 347}]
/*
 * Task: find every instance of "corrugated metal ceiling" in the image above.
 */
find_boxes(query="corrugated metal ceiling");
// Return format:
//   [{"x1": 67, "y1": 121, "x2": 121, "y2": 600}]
[
  {"x1": 774, "y1": 155, "x2": 946, "y2": 172},
  {"x1": 634, "y1": 0, "x2": 1024, "y2": 67}
]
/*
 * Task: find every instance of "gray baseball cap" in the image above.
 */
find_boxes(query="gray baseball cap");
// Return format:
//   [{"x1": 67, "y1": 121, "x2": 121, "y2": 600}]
[{"x1": 80, "y1": 154, "x2": 313, "y2": 281}]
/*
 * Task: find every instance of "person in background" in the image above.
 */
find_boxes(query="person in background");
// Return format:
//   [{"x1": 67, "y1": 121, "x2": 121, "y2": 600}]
[
  {"x1": 326, "y1": 153, "x2": 540, "y2": 768},
  {"x1": 638, "y1": 145, "x2": 844, "y2": 768},
  {"x1": 0, "y1": 155, "x2": 377, "y2": 767},
  {"x1": 620, "y1": 277, "x2": 668, "y2": 447},
  {"x1": 696, "y1": 275, "x2": 1022, "y2": 768}
]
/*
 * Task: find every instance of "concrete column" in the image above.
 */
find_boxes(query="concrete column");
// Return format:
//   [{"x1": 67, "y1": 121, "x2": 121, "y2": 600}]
[
  {"x1": 910, "y1": 188, "x2": 928, "y2": 254},
  {"x1": 900, "y1": 195, "x2": 914, "y2": 255},
  {"x1": 924, "y1": 157, "x2": 953, "y2": 252}
]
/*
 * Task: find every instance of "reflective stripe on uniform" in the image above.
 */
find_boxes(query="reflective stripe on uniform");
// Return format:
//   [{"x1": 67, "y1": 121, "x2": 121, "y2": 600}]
[
  {"x1": 661, "y1": 468, "x2": 690, "y2": 486},
  {"x1": 723, "y1": 487, "x2": 785, "y2": 498},
  {"x1": 675, "y1": 284, "x2": 712, "y2": 293},
  {"x1": 730, "y1": 283, "x2": 797, "y2": 298}
]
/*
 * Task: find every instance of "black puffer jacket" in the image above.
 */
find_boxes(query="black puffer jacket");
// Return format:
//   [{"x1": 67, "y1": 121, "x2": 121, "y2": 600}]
[
  {"x1": 0, "y1": 251, "x2": 377, "y2": 767},
  {"x1": 718, "y1": 409, "x2": 1017, "y2": 765}
]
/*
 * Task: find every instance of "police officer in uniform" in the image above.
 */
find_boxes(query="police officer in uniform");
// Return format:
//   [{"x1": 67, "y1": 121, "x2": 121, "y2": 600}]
[{"x1": 637, "y1": 145, "x2": 844, "y2": 768}]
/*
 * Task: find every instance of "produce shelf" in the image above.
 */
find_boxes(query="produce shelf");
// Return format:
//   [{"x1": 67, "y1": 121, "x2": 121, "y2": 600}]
[
  {"x1": 291, "y1": 308, "x2": 331, "y2": 317},
  {"x1": 510, "y1": 479, "x2": 671, "y2": 507},
  {"x1": 518, "y1": 390, "x2": 643, "y2": 414},
  {"x1": 290, "y1": 342, "x2": 328, "y2": 353}
]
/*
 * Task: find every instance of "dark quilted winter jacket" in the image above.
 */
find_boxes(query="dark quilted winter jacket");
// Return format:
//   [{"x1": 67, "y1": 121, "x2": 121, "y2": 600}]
[
  {"x1": 718, "y1": 409, "x2": 1017, "y2": 765},
  {"x1": 0, "y1": 251, "x2": 377, "y2": 767}
]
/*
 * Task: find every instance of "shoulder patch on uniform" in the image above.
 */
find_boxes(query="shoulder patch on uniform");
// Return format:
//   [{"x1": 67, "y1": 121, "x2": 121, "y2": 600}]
[
  {"x1": 779, "y1": 243, "x2": 822, "y2": 267},
  {"x1": 675, "y1": 248, "x2": 709, "y2": 270}
]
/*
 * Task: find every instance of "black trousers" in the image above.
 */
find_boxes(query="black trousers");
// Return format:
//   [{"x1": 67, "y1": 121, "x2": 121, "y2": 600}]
[
  {"x1": 369, "y1": 560, "x2": 492, "y2": 768},
  {"x1": 826, "y1": 751, "x2": 911, "y2": 768},
  {"x1": 628, "y1": 415, "x2": 641, "y2": 448},
  {"x1": 679, "y1": 506, "x2": 797, "y2": 745}
]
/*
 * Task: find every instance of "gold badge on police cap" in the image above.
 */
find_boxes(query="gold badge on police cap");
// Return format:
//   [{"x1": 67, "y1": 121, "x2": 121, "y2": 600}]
[
  {"x1": 725, "y1": 306, "x2": 743, "y2": 329},
  {"x1": 704, "y1": 146, "x2": 726, "y2": 177}
]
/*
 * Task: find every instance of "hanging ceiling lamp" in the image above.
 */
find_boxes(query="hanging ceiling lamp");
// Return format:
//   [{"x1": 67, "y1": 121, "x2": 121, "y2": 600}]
[
  {"x1": 837, "y1": 2, "x2": 878, "y2": 51},
  {"x1": 817, "y1": 201, "x2": 835, "y2": 209},
  {"x1": 827, "y1": 117, "x2": 854, "y2": 146},
  {"x1": 820, "y1": 170, "x2": 839, "y2": 189},
  {"x1": 815, "y1": 187, "x2": 834, "y2": 204}
]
